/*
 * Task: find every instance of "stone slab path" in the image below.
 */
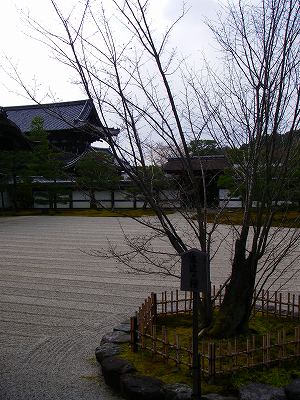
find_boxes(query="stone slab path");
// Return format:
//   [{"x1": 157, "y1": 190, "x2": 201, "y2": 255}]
[{"x1": 0, "y1": 216, "x2": 299, "y2": 399}]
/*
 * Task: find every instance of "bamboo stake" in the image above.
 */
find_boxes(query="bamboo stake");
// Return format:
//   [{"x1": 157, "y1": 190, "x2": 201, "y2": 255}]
[
  {"x1": 165, "y1": 326, "x2": 170, "y2": 362},
  {"x1": 282, "y1": 329, "x2": 286, "y2": 359},
  {"x1": 246, "y1": 338, "x2": 250, "y2": 367},
  {"x1": 152, "y1": 324, "x2": 157, "y2": 357},
  {"x1": 174, "y1": 333, "x2": 180, "y2": 367},
  {"x1": 279, "y1": 293, "x2": 282, "y2": 316},
  {"x1": 296, "y1": 327, "x2": 300, "y2": 356}
]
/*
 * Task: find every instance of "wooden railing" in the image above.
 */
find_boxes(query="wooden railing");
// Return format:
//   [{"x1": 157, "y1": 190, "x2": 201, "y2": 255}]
[{"x1": 130, "y1": 288, "x2": 300, "y2": 379}]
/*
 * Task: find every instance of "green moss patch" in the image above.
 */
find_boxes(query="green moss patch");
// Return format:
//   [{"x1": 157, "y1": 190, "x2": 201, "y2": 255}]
[
  {"x1": 119, "y1": 312, "x2": 300, "y2": 395},
  {"x1": 0, "y1": 208, "x2": 174, "y2": 218},
  {"x1": 204, "y1": 210, "x2": 300, "y2": 227},
  {"x1": 231, "y1": 363, "x2": 300, "y2": 389}
]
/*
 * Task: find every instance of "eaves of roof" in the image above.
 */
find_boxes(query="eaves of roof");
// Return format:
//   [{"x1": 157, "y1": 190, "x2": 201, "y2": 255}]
[
  {"x1": 5, "y1": 99, "x2": 100, "y2": 134},
  {"x1": 164, "y1": 156, "x2": 229, "y2": 172}
]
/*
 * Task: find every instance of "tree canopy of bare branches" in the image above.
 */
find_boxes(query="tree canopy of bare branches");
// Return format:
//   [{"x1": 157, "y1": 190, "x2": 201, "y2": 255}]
[{"x1": 22, "y1": 0, "x2": 300, "y2": 337}]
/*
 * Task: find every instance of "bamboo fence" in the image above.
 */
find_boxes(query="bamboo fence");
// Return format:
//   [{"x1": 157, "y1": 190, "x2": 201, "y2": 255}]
[{"x1": 130, "y1": 287, "x2": 300, "y2": 378}]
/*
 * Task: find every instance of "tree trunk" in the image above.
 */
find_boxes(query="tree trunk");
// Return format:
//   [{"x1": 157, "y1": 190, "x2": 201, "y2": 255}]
[
  {"x1": 208, "y1": 241, "x2": 257, "y2": 337},
  {"x1": 12, "y1": 175, "x2": 18, "y2": 210},
  {"x1": 199, "y1": 292, "x2": 213, "y2": 330},
  {"x1": 90, "y1": 189, "x2": 98, "y2": 210}
]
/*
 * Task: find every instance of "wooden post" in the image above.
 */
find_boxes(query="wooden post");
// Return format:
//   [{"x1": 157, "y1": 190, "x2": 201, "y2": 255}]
[
  {"x1": 140, "y1": 322, "x2": 145, "y2": 350},
  {"x1": 174, "y1": 333, "x2": 180, "y2": 367},
  {"x1": 151, "y1": 292, "x2": 157, "y2": 325},
  {"x1": 192, "y1": 291, "x2": 201, "y2": 400},
  {"x1": 162, "y1": 326, "x2": 169, "y2": 363},
  {"x1": 246, "y1": 338, "x2": 250, "y2": 367},
  {"x1": 279, "y1": 293, "x2": 282, "y2": 316},
  {"x1": 130, "y1": 316, "x2": 138, "y2": 352},
  {"x1": 296, "y1": 327, "x2": 300, "y2": 356},
  {"x1": 208, "y1": 343, "x2": 216, "y2": 380},
  {"x1": 152, "y1": 324, "x2": 157, "y2": 357}
]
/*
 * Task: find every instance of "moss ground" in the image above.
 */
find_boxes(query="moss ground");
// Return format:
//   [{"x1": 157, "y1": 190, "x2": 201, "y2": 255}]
[
  {"x1": 119, "y1": 313, "x2": 300, "y2": 395},
  {"x1": 205, "y1": 209, "x2": 300, "y2": 227},
  {"x1": 0, "y1": 208, "x2": 172, "y2": 218}
]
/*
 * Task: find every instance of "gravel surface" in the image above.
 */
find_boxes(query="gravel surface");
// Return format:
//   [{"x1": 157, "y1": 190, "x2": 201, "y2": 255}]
[
  {"x1": 0, "y1": 216, "x2": 299, "y2": 399},
  {"x1": 0, "y1": 216, "x2": 181, "y2": 400}
]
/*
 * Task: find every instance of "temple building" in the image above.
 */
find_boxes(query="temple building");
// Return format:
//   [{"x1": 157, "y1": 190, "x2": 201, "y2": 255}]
[
  {"x1": 0, "y1": 99, "x2": 122, "y2": 209},
  {"x1": 0, "y1": 107, "x2": 31, "y2": 151},
  {"x1": 4, "y1": 99, "x2": 118, "y2": 166},
  {"x1": 163, "y1": 155, "x2": 229, "y2": 207}
]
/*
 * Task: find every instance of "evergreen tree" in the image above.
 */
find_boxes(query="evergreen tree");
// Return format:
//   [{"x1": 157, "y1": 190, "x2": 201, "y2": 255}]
[{"x1": 76, "y1": 152, "x2": 120, "y2": 209}]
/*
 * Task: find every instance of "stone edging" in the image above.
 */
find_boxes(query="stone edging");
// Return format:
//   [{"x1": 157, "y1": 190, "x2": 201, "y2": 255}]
[{"x1": 95, "y1": 321, "x2": 300, "y2": 400}]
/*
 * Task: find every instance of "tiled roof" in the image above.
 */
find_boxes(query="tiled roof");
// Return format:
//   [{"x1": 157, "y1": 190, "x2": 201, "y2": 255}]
[
  {"x1": 164, "y1": 155, "x2": 229, "y2": 172},
  {"x1": 5, "y1": 99, "x2": 99, "y2": 133},
  {"x1": 0, "y1": 107, "x2": 32, "y2": 150}
]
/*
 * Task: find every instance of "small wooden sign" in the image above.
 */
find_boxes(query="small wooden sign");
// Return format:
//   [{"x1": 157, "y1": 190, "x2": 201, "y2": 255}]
[{"x1": 180, "y1": 249, "x2": 208, "y2": 292}]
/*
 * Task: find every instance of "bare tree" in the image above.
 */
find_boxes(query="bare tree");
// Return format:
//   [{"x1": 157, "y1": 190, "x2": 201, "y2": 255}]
[
  {"x1": 21, "y1": 0, "x2": 300, "y2": 337},
  {"x1": 189, "y1": 0, "x2": 300, "y2": 335}
]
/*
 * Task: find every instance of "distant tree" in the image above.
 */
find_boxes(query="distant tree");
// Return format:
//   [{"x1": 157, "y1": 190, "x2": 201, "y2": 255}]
[
  {"x1": 128, "y1": 165, "x2": 175, "y2": 208},
  {"x1": 0, "y1": 117, "x2": 66, "y2": 209},
  {"x1": 27, "y1": 117, "x2": 65, "y2": 209},
  {"x1": 76, "y1": 152, "x2": 120, "y2": 209},
  {"x1": 0, "y1": 150, "x2": 33, "y2": 209},
  {"x1": 219, "y1": 134, "x2": 300, "y2": 208},
  {"x1": 188, "y1": 139, "x2": 222, "y2": 157}
]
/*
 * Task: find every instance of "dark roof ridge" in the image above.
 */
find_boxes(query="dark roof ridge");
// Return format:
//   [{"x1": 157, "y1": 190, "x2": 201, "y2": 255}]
[
  {"x1": 5, "y1": 99, "x2": 90, "y2": 111},
  {"x1": 74, "y1": 99, "x2": 92, "y2": 124}
]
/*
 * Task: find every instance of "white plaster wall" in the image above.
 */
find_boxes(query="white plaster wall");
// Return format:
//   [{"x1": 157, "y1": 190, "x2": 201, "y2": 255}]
[
  {"x1": 72, "y1": 201, "x2": 90, "y2": 208},
  {"x1": 56, "y1": 202, "x2": 70, "y2": 209},
  {"x1": 95, "y1": 191, "x2": 111, "y2": 200},
  {"x1": 114, "y1": 191, "x2": 132, "y2": 201},
  {"x1": 114, "y1": 200, "x2": 135, "y2": 208},
  {"x1": 33, "y1": 202, "x2": 49, "y2": 208},
  {"x1": 135, "y1": 201, "x2": 146, "y2": 208},
  {"x1": 0, "y1": 192, "x2": 12, "y2": 208},
  {"x1": 219, "y1": 199, "x2": 243, "y2": 208},
  {"x1": 72, "y1": 191, "x2": 88, "y2": 201},
  {"x1": 219, "y1": 189, "x2": 242, "y2": 208}
]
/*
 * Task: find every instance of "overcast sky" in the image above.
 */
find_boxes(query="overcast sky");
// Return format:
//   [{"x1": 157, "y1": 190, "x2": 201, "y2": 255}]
[{"x1": 0, "y1": 0, "x2": 223, "y2": 107}]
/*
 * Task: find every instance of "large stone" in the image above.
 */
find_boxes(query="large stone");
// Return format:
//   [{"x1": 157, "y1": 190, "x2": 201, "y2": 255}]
[
  {"x1": 285, "y1": 379, "x2": 300, "y2": 400},
  {"x1": 95, "y1": 343, "x2": 120, "y2": 364},
  {"x1": 101, "y1": 356, "x2": 136, "y2": 392},
  {"x1": 163, "y1": 383, "x2": 192, "y2": 400},
  {"x1": 239, "y1": 383, "x2": 286, "y2": 400},
  {"x1": 101, "y1": 330, "x2": 131, "y2": 344},
  {"x1": 202, "y1": 394, "x2": 238, "y2": 400},
  {"x1": 113, "y1": 322, "x2": 131, "y2": 334},
  {"x1": 120, "y1": 373, "x2": 164, "y2": 400}
]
